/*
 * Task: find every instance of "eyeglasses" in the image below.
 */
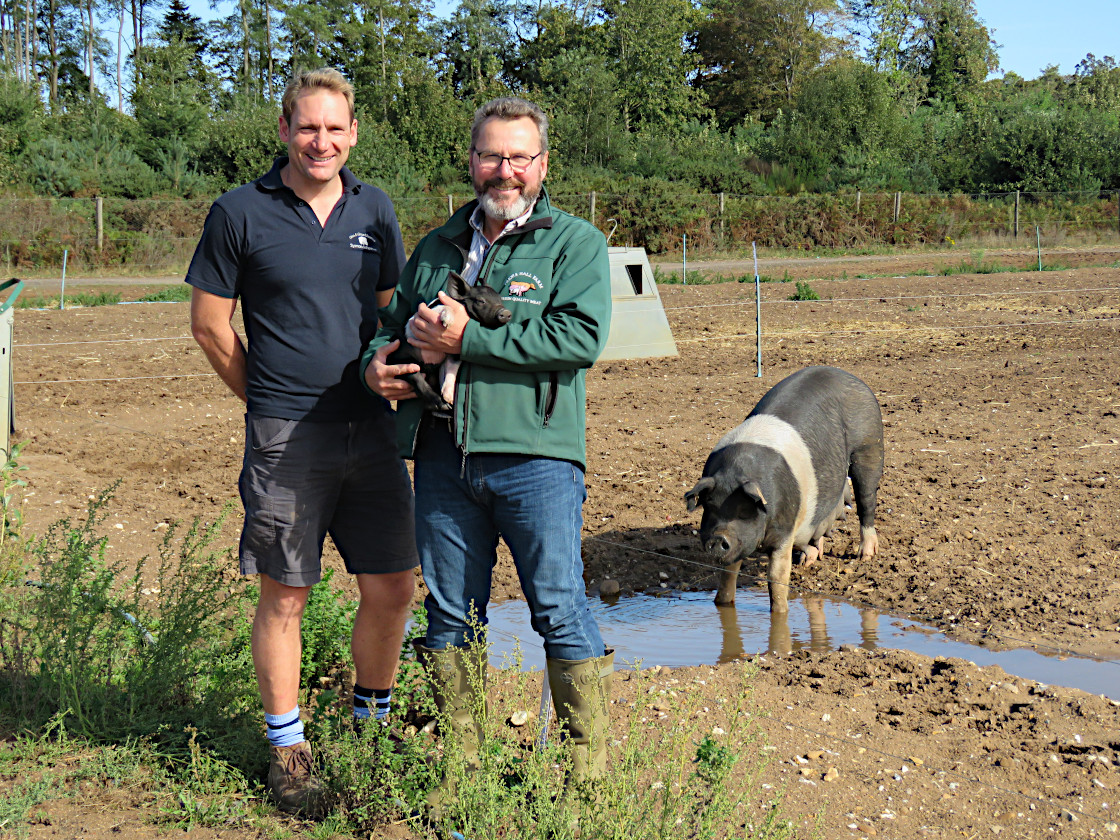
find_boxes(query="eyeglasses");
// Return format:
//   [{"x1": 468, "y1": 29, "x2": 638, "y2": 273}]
[{"x1": 473, "y1": 149, "x2": 544, "y2": 173}]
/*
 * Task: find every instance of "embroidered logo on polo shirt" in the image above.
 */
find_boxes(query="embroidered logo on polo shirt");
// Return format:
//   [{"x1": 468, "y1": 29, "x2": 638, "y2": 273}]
[{"x1": 349, "y1": 232, "x2": 379, "y2": 252}]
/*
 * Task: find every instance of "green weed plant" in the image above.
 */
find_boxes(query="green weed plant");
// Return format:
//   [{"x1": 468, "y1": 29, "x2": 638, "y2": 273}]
[
  {"x1": 0, "y1": 441, "x2": 27, "y2": 584},
  {"x1": 0, "y1": 488, "x2": 260, "y2": 768},
  {"x1": 137, "y1": 285, "x2": 192, "y2": 303},
  {"x1": 308, "y1": 624, "x2": 793, "y2": 839},
  {"x1": 654, "y1": 266, "x2": 781, "y2": 286},
  {"x1": 16, "y1": 291, "x2": 121, "y2": 309},
  {"x1": 788, "y1": 281, "x2": 820, "y2": 301}
]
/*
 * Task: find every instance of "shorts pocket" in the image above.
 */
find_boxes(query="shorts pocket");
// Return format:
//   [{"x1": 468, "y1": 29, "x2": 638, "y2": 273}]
[{"x1": 249, "y1": 416, "x2": 297, "y2": 454}]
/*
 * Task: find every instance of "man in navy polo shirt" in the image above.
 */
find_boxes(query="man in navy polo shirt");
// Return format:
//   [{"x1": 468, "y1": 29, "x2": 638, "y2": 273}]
[{"x1": 187, "y1": 68, "x2": 418, "y2": 818}]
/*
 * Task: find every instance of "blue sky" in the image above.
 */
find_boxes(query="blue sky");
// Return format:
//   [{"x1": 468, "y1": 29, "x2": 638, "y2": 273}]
[
  {"x1": 977, "y1": 0, "x2": 1115, "y2": 78},
  {"x1": 186, "y1": 0, "x2": 1114, "y2": 82}
]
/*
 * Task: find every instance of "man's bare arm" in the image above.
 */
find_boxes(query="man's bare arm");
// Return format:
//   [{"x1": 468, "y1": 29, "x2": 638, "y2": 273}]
[{"x1": 190, "y1": 286, "x2": 248, "y2": 403}]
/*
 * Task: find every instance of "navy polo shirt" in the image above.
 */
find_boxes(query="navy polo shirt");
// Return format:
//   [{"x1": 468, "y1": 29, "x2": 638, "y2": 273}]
[{"x1": 186, "y1": 158, "x2": 405, "y2": 420}]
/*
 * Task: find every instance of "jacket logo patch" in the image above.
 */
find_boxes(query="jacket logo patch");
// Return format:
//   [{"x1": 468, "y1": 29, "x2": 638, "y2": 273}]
[
  {"x1": 506, "y1": 272, "x2": 541, "y2": 297},
  {"x1": 349, "y1": 232, "x2": 379, "y2": 252}
]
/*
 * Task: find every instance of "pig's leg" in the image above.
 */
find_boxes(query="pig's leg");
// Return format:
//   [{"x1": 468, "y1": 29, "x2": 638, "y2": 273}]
[
  {"x1": 803, "y1": 490, "x2": 848, "y2": 565},
  {"x1": 802, "y1": 540, "x2": 822, "y2": 565},
  {"x1": 858, "y1": 526, "x2": 879, "y2": 560},
  {"x1": 849, "y1": 446, "x2": 883, "y2": 561},
  {"x1": 714, "y1": 558, "x2": 742, "y2": 606},
  {"x1": 767, "y1": 543, "x2": 795, "y2": 613},
  {"x1": 439, "y1": 358, "x2": 461, "y2": 405}
]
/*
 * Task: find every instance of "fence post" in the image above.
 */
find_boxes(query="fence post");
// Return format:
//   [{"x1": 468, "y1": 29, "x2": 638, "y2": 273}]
[
  {"x1": 95, "y1": 196, "x2": 104, "y2": 252},
  {"x1": 447, "y1": 194, "x2": 454, "y2": 218},
  {"x1": 855, "y1": 189, "x2": 861, "y2": 217},
  {"x1": 718, "y1": 192, "x2": 725, "y2": 244},
  {"x1": 590, "y1": 191, "x2": 596, "y2": 227},
  {"x1": 1014, "y1": 191, "x2": 1020, "y2": 239},
  {"x1": 753, "y1": 241, "x2": 761, "y2": 378},
  {"x1": 59, "y1": 250, "x2": 68, "y2": 310},
  {"x1": 893, "y1": 192, "x2": 901, "y2": 224}
]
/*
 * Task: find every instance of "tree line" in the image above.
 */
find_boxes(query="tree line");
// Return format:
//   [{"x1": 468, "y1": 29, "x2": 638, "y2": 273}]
[{"x1": 0, "y1": 0, "x2": 1118, "y2": 203}]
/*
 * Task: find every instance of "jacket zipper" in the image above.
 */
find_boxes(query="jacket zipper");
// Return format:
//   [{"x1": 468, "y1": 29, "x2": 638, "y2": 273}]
[
  {"x1": 444, "y1": 211, "x2": 551, "y2": 464},
  {"x1": 455, "y1": 228, "x2": 511, "y2": 465},
  {"x1": 543, "y1": 371, "x2": 558, "y2": 427}
]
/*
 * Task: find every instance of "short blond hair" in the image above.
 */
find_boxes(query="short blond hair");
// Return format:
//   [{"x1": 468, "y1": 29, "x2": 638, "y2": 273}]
[
  {"x1": 470, "y1": 97, "x2": 549, "y2": 152},
  {"x1": 281, "y1": 68, "x2": 355, "y2": 123}
]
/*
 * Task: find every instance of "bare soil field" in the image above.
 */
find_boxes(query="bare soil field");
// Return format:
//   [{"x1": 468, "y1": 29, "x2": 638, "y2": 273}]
[{"x1": 8, "y1": 251, "x2": 1120, "y2": 838}]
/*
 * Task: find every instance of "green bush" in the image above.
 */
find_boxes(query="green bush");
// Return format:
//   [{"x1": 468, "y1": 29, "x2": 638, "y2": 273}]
[
  {"x1": 788, "y1": 280, "x2": 820, "y2": 301},
  {"x1": 137, "y1": 285, "x2": 191, "y2": 303},
  {"x1": 0, "y1": 489, "x2": 260, "y2": 773}
]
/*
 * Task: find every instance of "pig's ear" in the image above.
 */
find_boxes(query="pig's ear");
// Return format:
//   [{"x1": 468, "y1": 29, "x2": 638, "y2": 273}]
[
  {"x1": 446, "y1": 270, "x2": 470, "y2": 301},
  {"x1": 740, "y1": 480, "x2": 768, "y2": 510},
  {"x1": 684, "y1": 477, "x2": 715, "y2": 511}
]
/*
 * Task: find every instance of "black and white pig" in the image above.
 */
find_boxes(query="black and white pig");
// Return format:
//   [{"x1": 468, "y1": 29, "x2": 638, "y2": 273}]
[
  {"x1": 684, "y1": 365, "x2": 884, "y2": 612},
  {"x1": 389, "y1": 271, "x2": 512, "y2": 413}
]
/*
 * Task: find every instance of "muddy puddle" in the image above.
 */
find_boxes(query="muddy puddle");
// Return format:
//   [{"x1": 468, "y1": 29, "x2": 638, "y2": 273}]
[{"x1": 484, "y1": 589, "x2": 1119, "y2": 700}]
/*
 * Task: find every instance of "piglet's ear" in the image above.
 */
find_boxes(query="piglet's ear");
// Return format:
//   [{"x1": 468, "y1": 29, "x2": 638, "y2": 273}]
[
  {"x1": 446, "y1": 270, "x2": 470, "y2": 301},
  {"x1": 740, "y1": 480, "x2": 767, "y2": 510},
  {"x1": 684, "y1": 477, "x2": 715, "y2": 511}
]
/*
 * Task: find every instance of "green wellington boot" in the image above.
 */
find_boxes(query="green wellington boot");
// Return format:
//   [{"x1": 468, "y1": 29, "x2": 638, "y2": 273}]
[
  {"x1": 546, "y1": 648, "x2": 615, "y2": 815},
  {"x1": 413, "y1": 640, "x2": 488, "y2": 817}
]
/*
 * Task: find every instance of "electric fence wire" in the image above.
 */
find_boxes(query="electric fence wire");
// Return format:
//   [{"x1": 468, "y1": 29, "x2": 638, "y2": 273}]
[
  {"x1": 12, "y1": 280, "x2": 1120, "y2": 667},
  {"x1": 662, "y1": 283, "x2": 1120, "y2": 309}
]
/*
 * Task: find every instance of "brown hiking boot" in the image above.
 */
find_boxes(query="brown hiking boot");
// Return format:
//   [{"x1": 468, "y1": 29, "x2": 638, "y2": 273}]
[{"x1": 267, "y1": 741, "x2": 326, "y2": 818}]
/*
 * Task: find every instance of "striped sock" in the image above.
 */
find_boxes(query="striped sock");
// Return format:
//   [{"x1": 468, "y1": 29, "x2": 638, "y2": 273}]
[
  {"x1": 352, "y1": 685, "x2": 374, "y2": 720},
  {"x1": 265, "y1": 706, "x2": 304, "y2": 748},
  {"x1": 353, "y1": 686, "x2": 393, "y2": 721},
  {"x1": 373, "y1": 688, "x2": 392, "y2": 721}
]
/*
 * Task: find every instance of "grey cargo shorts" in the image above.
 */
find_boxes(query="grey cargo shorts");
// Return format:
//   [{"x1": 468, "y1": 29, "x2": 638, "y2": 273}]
[{"x1": 238, "y1": 411, "x2": 418, "y2": 587}]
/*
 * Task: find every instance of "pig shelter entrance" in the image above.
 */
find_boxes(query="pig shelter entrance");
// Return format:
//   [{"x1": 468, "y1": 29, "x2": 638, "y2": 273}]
[{"x1": 599, "y1": 247, "x2": 678, "y2": 361}]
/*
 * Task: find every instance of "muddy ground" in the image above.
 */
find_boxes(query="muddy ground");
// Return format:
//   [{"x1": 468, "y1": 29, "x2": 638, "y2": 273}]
[{"x1": 8, "y1": 248, "x2": 1120, "y2": 838}]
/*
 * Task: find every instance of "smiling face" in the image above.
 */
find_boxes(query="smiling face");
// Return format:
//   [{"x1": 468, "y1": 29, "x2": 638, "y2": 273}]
[
  {"x1": 278, "y1": 88, "x2": 357, "y2": 194},
  {"x1": 469, "y1": 115, "x2": 548, "y2": 230}
]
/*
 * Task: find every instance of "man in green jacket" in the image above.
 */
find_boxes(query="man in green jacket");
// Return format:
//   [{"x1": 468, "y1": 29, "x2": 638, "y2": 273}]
[{"x1": 361, "y1": 96, "x2": 613, "y2": 815}]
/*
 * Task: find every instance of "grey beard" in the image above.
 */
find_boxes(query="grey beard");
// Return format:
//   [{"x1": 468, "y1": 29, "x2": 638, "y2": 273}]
[{"x1": 475, "y1": 183, "x2": 541, "y2": 222}]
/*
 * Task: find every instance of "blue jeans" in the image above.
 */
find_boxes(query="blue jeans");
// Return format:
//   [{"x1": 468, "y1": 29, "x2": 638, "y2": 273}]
[{"x1": 414, "y1": 422, "x2": 604, "y2": 661}]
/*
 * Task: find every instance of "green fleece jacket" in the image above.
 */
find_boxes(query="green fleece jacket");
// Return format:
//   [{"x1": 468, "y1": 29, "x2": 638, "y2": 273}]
[{"x1": 361, "y1": 188, "x2": 611, "y2": 470}]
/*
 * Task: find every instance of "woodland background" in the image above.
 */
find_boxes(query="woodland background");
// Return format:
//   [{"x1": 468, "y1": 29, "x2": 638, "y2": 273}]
[{"x1": 0, "y1": 0, "x2": 1118, "y2": 260}]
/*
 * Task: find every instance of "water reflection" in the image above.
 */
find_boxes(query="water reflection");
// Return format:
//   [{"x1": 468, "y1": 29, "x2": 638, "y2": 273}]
[
  {"x1": 761, "y1": 598, "x2": 883, "y2": 657},
  {"x1": 484, "y1": 588, "x2": 1116, "y2": 700}
]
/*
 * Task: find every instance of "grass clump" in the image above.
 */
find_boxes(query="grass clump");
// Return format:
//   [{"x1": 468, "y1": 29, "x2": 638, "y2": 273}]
[
  {"x1": 788, "y1": 280, "x2": 820, "y2": 301},
  {"x1": 331, "y1": 629, "x2": 792, "y2": 839},
  {"x1": 137, "y1": 285, "x2": 191, "y2": 303},
  {"x1": 0, "y1": 485, "x2": 262, "y2": 772},
  {"x1": 16, "y1": 291, "x2": 121, "y2": 309},
  {"x1": 655, "y1": 266, "x2": 782, "y2": 286}
]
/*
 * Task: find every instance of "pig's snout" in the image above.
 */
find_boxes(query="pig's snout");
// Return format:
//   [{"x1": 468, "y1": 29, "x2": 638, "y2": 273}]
[
  {"x1": 496, "y1": 308, "x2": 512, "y2": 324},
  {"x1": 703, "y1": 529, "x2": 739, "y2": 560}
]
